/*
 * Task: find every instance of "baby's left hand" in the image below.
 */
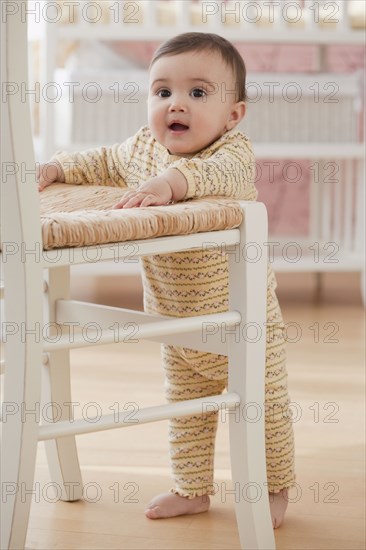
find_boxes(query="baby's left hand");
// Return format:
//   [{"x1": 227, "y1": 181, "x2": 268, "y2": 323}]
[{"x1": 113, "y1": 176, "x2": 173, "y2": 209}]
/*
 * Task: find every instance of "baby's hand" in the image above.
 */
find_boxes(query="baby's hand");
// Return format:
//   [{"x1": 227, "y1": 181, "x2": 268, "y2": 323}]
[
  {"x1": 37, "y1": 161, "x2": 65, "y2": 191},
  {"x1": 113, "y1": 176, "x2": 173, "y2": 209}
]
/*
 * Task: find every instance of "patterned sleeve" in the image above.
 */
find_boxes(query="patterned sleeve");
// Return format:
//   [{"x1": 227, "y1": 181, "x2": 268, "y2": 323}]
[
  {"x1": 170, "y1": 131, "x2": 257, "y2": 201},
  {"x1": 53, "y1": 130, "x2": 143, "y2": 188}
]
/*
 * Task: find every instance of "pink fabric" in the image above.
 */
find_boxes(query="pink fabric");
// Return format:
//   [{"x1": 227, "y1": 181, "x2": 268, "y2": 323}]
[
  {"x1": 256, "y1": 160, "x2": 310, "y2": 236},
  {"x1": 326, "y1": 45, "x2": 365, "y2": 73},
  {"x1": 234, "y1": 44, "x2": 319, "y2": 73},
  {"x1": 107, "y1": 41, "x2": 161, "y2": 68}
]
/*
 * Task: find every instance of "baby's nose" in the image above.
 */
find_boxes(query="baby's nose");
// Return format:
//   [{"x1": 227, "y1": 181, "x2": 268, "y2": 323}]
[{"x1": 168, "y1": 97, "x2": 187, "y2": 112}]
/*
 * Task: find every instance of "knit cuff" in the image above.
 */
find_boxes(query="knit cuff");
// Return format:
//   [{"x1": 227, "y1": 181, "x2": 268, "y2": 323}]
[{"x1": 52, "y1": 151, "x2": 82, "y2": 185}]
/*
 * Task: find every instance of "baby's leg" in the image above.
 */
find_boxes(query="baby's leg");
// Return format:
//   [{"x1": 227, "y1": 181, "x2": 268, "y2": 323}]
[
  {"x1": 146, "y1": 281, "x2": 296, "y2": 524},
  {"x1": 264, "y1": 287, "x2": 295, "y2": 496},
  {"x1": 145, "y1": 345, "x2": 225, "y2": 519},
  {"x1": 264, "y1": 285, "x2": 295, "y2": 528}
]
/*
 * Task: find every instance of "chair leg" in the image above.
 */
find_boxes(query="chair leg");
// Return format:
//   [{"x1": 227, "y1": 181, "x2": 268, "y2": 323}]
[
  {"x1": 42, "y1": 266, "x2": 83, "y2": 501},
  {"x1": 0, "y1": 264, "x2": 43, "y2": 550},
  {"x1": 227, "y1": 202, "x2": 276, "y2": 550},
  {"x1": 1, "y1": 362, "x2": 41, "y2": 550}
]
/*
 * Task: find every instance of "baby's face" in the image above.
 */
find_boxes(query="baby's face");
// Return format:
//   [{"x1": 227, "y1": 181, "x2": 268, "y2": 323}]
[{"x1": 148, "y1": 50, "x2": 245, "y2": 157}]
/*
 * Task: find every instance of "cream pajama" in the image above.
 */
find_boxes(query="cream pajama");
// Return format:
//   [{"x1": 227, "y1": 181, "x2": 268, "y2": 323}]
[{"x1": 56, "y1": 125, "x2": 296, "y2": 498}]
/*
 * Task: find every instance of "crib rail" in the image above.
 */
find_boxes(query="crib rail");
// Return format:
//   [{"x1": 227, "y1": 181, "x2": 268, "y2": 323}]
[
  {"x1": 52, "y1": 69, "x2": 364, "y2": 150},
  {"x1": 46, "y1": 0, "x2": 366, "y2": 43}
]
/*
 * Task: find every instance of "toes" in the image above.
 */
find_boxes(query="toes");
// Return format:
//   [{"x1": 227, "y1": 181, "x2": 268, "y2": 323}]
[
  {"x1": 145, "y1": 505, "x2": 162, "y2": 519},
  {"x1": 272, "y1": 516, "x2": 282, "y2": 529}
]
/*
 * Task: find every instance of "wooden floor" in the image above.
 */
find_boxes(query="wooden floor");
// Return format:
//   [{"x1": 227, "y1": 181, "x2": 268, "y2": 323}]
[{"x1": 26, "y1": 272, "x2": 365, "y2": 550}]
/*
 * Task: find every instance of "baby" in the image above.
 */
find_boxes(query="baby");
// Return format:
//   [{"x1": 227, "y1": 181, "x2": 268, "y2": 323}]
[{"x1": 38, "y1": 32, "x2": 295, "y2": 528}]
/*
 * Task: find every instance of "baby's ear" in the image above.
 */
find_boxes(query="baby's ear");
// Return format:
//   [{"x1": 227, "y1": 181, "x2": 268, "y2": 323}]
[{"x1": 227, "y1": 101, "x2": 246, "y2": 130}]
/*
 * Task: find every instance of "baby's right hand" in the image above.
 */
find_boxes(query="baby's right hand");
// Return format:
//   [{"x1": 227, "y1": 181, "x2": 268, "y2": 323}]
[{"x1": 37, "y1": 161, "x2": 65, "y2": 191}]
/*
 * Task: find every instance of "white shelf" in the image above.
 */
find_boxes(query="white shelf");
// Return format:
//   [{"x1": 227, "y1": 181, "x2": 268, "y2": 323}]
[{"x1": 57, "y1": 25, "x2": 366, "y2": 44}]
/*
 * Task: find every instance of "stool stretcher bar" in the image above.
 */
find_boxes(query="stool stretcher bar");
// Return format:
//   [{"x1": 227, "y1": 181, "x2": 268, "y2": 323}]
[
  {"x1": 43, "y1": 311, "x2": 241, "y2": 352},
  {"x1": 38, "y1": 392, "x2": 240, "y2": 440}
]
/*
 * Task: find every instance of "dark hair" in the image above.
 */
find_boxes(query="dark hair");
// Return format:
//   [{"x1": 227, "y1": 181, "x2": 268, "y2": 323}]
[{"x1": 150, "y1": 32, "x2": 246, "y2": 101}]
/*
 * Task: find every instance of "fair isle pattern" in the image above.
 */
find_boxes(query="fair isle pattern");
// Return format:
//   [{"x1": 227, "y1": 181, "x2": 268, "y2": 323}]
[{"x1": 56, "y1": 126, "x2": 295, "y2": 497}]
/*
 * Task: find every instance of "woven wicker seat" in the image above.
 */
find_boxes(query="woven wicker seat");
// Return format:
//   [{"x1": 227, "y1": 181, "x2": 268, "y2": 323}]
[{"x1": 40, "y1": 184, "x2": 243, "y2": 250}]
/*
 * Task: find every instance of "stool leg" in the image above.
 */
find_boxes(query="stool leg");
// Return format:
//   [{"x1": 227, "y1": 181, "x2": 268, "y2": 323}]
[
  {"x1": 227, "y1": 202, "x2": 275, "y2": 550},
  {"x1": 42, "y1": 266, "x2": 83, "y2": 501}
]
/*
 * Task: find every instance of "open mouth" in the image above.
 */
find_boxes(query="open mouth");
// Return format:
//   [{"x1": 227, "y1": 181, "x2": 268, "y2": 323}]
[{"x1": 169, "y1": 123, "x2": 189, "y2": 132}]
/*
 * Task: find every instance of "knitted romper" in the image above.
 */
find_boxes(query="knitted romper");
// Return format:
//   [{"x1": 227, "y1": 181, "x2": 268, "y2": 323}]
[{"x1": 56, "y1": 126, "x2": 296, "y2": 497}]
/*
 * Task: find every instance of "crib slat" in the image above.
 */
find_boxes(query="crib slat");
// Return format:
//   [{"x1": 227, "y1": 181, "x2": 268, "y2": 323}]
[
  {"x1": 354, "y1": 159, "x2": 366, "y2": 255},
  {"x1": 333, "y1": 159, "x2": 342, "y2": 245},
  {"x1": 273, "y1": 0, "x2": 285, "y2": 30},
  {"x1": 343, "y1": 160, "x2": 353, "y2": 252},
  {"x1": 304, "y1": 0, "x2": 315, "y2": 31},
  {"x1": 142, "y1": 0, "x2": 155, "y2": 30},
  {"x1": 175, "y1": 0, "x2": 189, "y2": 28},
  {"x1": 309, "y1": 160, "x2": 321, "y2": 242},
  {"x1": 321, "y1": 159, "x2": 332, "y2": 244},
  {"x1": 337, "y1": 0, "x2": 348, "y2": 31}
]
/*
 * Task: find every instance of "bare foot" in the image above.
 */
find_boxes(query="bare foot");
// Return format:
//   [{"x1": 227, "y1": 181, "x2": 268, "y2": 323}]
[
  {"x1": 145, "y1": 489, "x2": 288, "y2": 527},
  {"x1": 145, "y1": 492, "x2": 210, "y2": 519},
  {"x1": 269, "y1": 489, "x2": 288, "y2": 529}
]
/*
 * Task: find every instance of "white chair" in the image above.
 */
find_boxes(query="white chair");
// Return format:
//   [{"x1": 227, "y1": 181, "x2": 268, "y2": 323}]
[{"x1": 0, "y1": 4, "x2": 275, "y2": 549}]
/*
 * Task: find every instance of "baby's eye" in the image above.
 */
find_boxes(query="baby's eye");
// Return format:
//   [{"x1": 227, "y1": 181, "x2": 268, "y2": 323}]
[
  {"x1": 191, "y1": 88, "x2": 206, "y2": 98},
  {"x1": 157, "y1": 88, "x2": 171, "y2": 98}
]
